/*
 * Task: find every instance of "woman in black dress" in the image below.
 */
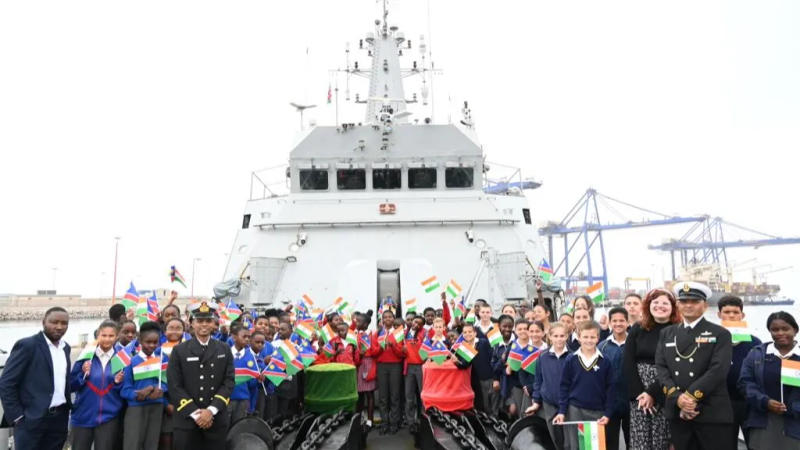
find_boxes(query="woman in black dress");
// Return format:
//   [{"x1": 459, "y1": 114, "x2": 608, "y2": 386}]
[{"x1": 622, "y1": 288, "x2": 682, "y2": 450}]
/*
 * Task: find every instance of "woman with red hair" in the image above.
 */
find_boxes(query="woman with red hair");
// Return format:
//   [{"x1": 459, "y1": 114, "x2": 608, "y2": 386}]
[{"x1": 622, "y1": 289, "x2": 682, "y2": 450}]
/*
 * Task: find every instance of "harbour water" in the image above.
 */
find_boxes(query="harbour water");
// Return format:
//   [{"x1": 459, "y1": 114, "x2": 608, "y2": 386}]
[{"x1": 0, "y1": 304, "x2": 794, "y2": 353}]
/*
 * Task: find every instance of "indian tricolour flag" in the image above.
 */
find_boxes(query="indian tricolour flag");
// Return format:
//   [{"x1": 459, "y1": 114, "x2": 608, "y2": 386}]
[
  {"x1": 276, "y1": 339, "x2": 300, "y2": 363},
  {"x1": 577, "y1": 422, "x2": 606, "y2": 450},
  {"x1": 421, "y1": 276, "x2": 441, "y2": 294},
  {"x1": 77, "y1": 340, "x2": 97, "y2": 362},
  {"x1": 346, "y1": 329, "x2": 358, "y2": 347},
  {"x1": 405, "y1": 298, "x2": 418, "y2": 314},
  {"x1": 133, "y1": 356, "x2": 162, "y2": 380},
  {"x1": 295, "y1": 320, "x2": 315, "y2": 341},
  {"x1": 455, "y1": 341, "x2": 477, "y2": 363},
  {"x1": 332, "y1": 297, "x2": 350, "y2": 313},
  {"x1": 446, "y1": 279, "x2": 462, "y2": 299},
  {"x1": 781, "y1": 359, "x2": 800, "y2": 387},
  {"x1": 486, "y1": 327, "x2": 502, "y2": 347},
  {"x1": 722, "y1": 321, "x2": 752, "y2": 343},
  {"x1": 319, "y1": 323, "x2": 336, "y2": 344},
  {"x1": 586, "y1": 282, "x2": 605, "y2": 305},
  {"x1": 392, "y1": 327, "x2": 405, "y2": 343}
]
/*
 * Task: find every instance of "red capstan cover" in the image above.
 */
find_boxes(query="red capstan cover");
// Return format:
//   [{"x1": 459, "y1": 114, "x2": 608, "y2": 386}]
[{"x1": 420, "y1": 360, "x2": 474, "y2": 412}]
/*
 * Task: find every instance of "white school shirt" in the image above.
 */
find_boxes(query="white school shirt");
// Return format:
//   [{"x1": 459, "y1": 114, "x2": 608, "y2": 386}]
[{"x1": 45, "y1": 335, "x2": 68, "y2": 408}]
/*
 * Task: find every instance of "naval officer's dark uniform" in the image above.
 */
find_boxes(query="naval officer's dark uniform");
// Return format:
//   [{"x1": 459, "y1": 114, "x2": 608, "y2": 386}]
[
  {"x1": 655, "y1": 284, "x2": 735, "y2": 450},
  {"x1": 167, "y1": 303, "x2": 235, "y2": 449}
]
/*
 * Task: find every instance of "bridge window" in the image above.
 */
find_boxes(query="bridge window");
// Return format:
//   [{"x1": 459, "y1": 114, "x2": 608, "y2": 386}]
[
  {"x1": 299, "y1": 169, "x2": 328, "y2": 190},
  {"x1": 373, "y1": 169, "x2": 401, "y2": 189},
  {"x1": 445, "y1": 167, "x2": 474, "y2": 188},
  {"x1": 337, "y1": 169, "x2": 366, "y2": 190},
  {"x1": 408, "y1": 168, "x2": 437, "y2": 189}
]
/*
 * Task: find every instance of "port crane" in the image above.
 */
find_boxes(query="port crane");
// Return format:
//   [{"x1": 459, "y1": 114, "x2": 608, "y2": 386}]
[{"x1": 540, "y1": 189, "x2": 800, "y2": 298}]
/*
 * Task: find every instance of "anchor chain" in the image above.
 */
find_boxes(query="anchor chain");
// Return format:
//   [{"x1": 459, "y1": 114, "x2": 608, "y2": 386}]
[
  {"x1": 298, "y1": 411, "x2": 349, "y2": 450},
  {"x1": 428, "y1": 408, "x2": 488, "y2": 450},
  {"x1": 272, "y1": 414, "x2": 307, "y2": 442},
  {"x1": 475, "y1": 409, "x2": 508, "y2": 436}
]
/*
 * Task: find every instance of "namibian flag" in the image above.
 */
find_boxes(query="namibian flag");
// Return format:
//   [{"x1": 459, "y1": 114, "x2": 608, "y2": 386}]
[
  {"x1": 486, "y1": 327, "x2": 503, "y2": 347},
  {"x1": 577, "y1": 422, "x2": 606, "y2": 450},
  {"x1": 159, "y1": 351, "x2": 169, "y2": 383},
  {"x1": 122, "y1": 282, "x2": 139, "y2": 310},
  {"x1": 392, "y1": 328, "x2": 405, "y2": 343},
  {"x1": 522, "y1": 348, "x2": 543, "y2": 375},
  {"x1": 421, "y1": 275, "x2": 440, "y2": 294},
  {"x1": 295, "y1": 320, "x2": 315, "y2": 341},
  {"x1": 722, "y1": 321, "x2": 752, "y2": 343},
  {"x1": 454, "y1": 297, "x2": 468, "y2": 319},
  {"x1": 455, "y1": 341, "x2": 477, "y2": 363},
  {"x1": 429, "y1": 340, "x2": 449, "y2": 365},
  {"x1": 538, "y1": 259, "x2": 553, "y2": 283},
  {"x1": 446, "y1": 279, "x2": 462, "y2": 299},
  {"x1": 263, "y1": 355, "x2": 287, "y2": 387},
  {"x1": 322, "y1": 341, "x2": 336, "y2": 358},
  {"x1": 359, "y1": 332, "x2": 371, "y2": 352},
  {"x1": 233, "y1": 349, "x2": 260, "y2": 384},
  {"x1": 298, "y1": 341, "x2": 317, "y2": 367},
  {"x1": 287, "y1": 356, "x2": 304, "y2": 376},
  {"x1": 224, "y1": 299, "x2": 242, "y2": 321},
  {"x1": 587, "y1": 282, "x2": 605, "y2": 304},
  {"x1": 170, "y1": 265, "x2": 187, "y2": 288},
  {"x1": 507, "y1": 343, "x2": 524, "y2": 372},
  {"x1": 405, "y1": 298, "x2": 418, "y2": 314},
  {"x1": 319, "y1": 323, "x2": 336, "y2": 344},
  {"x1": 378, "y1": 329, "x2": 387, "y2": 349},
  {"x1": 147, "y1": 291, "x2": 160, "y2": 321},
  {"x1": 419, "y1": 339, "x2": 433, "y2": 360},
  {"x1": 781, "y1": 359, "x2": 800, "y2": 387},
  {"x1": 133, "y1": 356, "x2": 162, "y2": 380},
  {"x1": 110, "y1": 347, "x2": 132, "y2": 374}
]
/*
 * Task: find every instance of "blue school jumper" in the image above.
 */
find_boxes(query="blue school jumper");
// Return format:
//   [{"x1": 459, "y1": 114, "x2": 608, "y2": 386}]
[
  {"x1": 491, "y1": 340, "x2": 513, "y2": 399},
  {"x1": 558, "y1": 351, "x2": 615, "y2": 417},
  {"x1": 257, "y1": 343, "x2": 275, "y2": 395},
  {"x1": 121, "y1": 352, "x2": 168, "y2": 407},
  {"x1": 531, "y1": 347, "x2": 569, "y2": 406},
  {"x1": 231, "y1": 346, "x2": 259, "y2": 412},
  {"x1": 739, "y1": 342, "x2": 800, "y2": 441},
  {"x1": 69, "y1": 351, "x2": 125, "y2": 428},
  {"x1": 598, "y1": 335, "x2": 629, "y2": 419}
]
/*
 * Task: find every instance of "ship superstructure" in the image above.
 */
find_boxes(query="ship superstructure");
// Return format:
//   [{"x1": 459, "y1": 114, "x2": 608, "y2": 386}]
[{"x1": 223, "y1": 1, "x2": 548, "y2": 314}]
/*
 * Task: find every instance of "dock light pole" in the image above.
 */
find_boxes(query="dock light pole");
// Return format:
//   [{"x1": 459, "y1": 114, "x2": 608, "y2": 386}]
[
  {"x1": 111, "y1": 236, "x2": 120, "y2": 304},
  {"x1": 191, "y1": 257, "x2": 201, "y2": 298}
]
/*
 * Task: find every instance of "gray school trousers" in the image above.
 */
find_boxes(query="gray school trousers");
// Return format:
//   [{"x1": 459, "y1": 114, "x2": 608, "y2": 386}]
[
  {"x1": 377, "y1": 362, "x2": 403, "y2": 427},
  {"x1": 404, "y1": 364, "x2": 423, "y2": 426},
  {"x1": 71, "y1": 417, "x2": 121, "y2": 450},
  {"x1": 564, "y1": 405, "x2": 602, "y2": 450},
  {"x1": 123, "y1": 403, "x2": 162, "y2": 450}
]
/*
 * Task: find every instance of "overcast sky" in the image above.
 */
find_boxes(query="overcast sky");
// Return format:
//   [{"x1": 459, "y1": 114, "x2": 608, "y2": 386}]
[{"x1": 1, "y1": 0, "x2": 798, "y2": 300}]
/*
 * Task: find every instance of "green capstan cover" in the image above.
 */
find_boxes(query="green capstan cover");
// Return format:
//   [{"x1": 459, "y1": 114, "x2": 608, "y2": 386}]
[{"x1": 304, "y1": 363, "x2": 358, "y2": 414}]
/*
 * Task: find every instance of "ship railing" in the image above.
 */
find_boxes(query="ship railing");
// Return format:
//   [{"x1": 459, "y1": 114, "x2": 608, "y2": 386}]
[
  {"x1": 483, "y1": 161, "x2": 541, "y2": 195},
  {"x1": 250, "y1": 164, "x2": 290, "y2": 200}
]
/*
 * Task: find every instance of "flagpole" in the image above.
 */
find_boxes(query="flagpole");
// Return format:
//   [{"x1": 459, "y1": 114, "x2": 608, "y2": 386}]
[{"x1": 158, "y1": 352, "x2": 162, "y2": 389}]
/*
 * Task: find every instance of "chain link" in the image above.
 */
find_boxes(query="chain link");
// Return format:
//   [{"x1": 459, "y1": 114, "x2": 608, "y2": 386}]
[{"x1": 427, "y1": 408, "x2": 488, "y2": 450}]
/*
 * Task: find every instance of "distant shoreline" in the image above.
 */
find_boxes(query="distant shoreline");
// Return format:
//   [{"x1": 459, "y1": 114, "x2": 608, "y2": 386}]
[{"x1": 0, "y1": 309, "x2": 107, "y2": 321}]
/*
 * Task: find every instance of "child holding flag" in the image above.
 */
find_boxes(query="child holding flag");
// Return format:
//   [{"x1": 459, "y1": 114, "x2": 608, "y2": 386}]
[
  {"x1": 527, "y1": 322, "x2": 570, "y2": 450},
  {"x1": 490, "y1": 315, "x2": 516, "y2": 411},
  {"x1": 70, "y1": 320, "x2": 125, "y2": 450},
  {"x1": 503, "y1": 319, "x2": 535, "y2": 419},
  {"x1": 739, "y1": 311, "x2": 800, "y2": 448},
  {"x1": 717, "y1": 295, "x2": 762, "y2": 446},
  {"x1": 375, "y1": 310, "x2": 405, "y2": 435},
  {"x1": 121, "y1": 321, "x2": 167, "y2": 450},
  {"x1": 159, "y1": 318, "x2": 185, "y2": 449},
  {"x1": 403, "y1": 315, "x2": 426, "y2": 433},
  {"x1": 553, "y1": 321, "x2": 615, "y2": 450},
  {"x1": 229, "y1": 323, "x2": 259, "y2": 424},
  {"x1": 355, "y1": 311, "x2": 377, "y2": 429}
]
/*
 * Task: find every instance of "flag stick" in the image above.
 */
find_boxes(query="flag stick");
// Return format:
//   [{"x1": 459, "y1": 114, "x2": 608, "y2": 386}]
[
  {"x1": 158, "y1": 352, "x2": 162, "y2": 389},
  {"x1": 781, "y1": 381, "x2": 784, "y2": 405},
  {"x1": 556, "y1": 420, "x2": 600, "y2": 426}
]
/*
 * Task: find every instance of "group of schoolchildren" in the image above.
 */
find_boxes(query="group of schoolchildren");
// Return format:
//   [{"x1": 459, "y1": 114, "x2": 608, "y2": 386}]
[{"x1": 67, "y1": 289, "x2": 800, "y2": 450}]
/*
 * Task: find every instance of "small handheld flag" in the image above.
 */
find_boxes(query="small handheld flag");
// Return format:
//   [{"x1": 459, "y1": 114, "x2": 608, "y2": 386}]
[
  {"x1": 405, "y1": 298, "x2": 418, "y2": 314},
  {"x1": 263, "y1": 356, "x2": 287, "y2": 387},
  {"x1": 721, "y1": 321, "x2": 752, "y2": 343},
  {"x1": 538, "y1": 259, "x2": 553, "y2": 283},
  {"x1": 521, "y1": 348, "x2": 543, "y2": 375},
  {"x1": 392, "y1": 327, "x2": 405, "y2": 343},
  {"x1": 122, "y1": 282, "x2": 139, "y2": 311},
  {"x1": 507, "y1": 344, "x2": 524, "y2": 372},
  {"x1": 421, "y1": 276, "x2": 440, "y2": 294},
  {"x1": 577, "y1": 421, "x2": 606, "y2": 450},
  {"x1": 446, "y1": 279, "x2": 463, "y2": 299},
  {"x1": 454, "y1": 341, "x2": 477, "y2": 363},
  {"x1": 486, "y1": 327, "x2": 502, "y2": 348},
  {"x1": 453, "y1": 297, "x2": 468, "y2": 319},
  {"x1": 170, "y1": 266, "x2": 187, "y2": 288},
  {"x1": 110, "y1": 347, "x2": 132, "y2": 374},
  {"x1": 295, "y1": 320, "x2": 315, "y2": 341},
  {"x1": 586, "y1": 282, "x2": 605, "y2": 305},
  {"x1": 77, "y1": 340, "x2": 98, "y2": 362},
  {"x1": 133, "y1": 356, "x2": 162, "y2": 381},
  {"x1": 781, "y1": 359, "x2": 800, "y2": 387},
  {"x1": 346, "y1": 329, "x2": 358, "y2": 347}
]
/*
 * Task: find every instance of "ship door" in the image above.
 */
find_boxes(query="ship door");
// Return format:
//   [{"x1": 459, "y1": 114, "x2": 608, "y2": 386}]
[{"x1": 377, "y1": 262, "x2": 401, "y2": 317}]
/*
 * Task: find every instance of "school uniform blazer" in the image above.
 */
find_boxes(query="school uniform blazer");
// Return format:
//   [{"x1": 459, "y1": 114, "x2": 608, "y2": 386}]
[
  {"x1": 655, "y1": 318, "x2": 733, "y2": 423},
  {"x1": 0, "y1": 332, "x2": 72, "y2": 425}
]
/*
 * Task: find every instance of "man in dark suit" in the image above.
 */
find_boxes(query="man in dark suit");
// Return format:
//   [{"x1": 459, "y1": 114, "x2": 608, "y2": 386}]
[
  {"x1": 0, "y1": 307, "x2": 71, "y2": 450},
  {"x1": 167, "y1": 301, "x2": 234, "y2": 449},
  {"x1": 655, "y1": 282, "x2": 735, "y2": 450}
]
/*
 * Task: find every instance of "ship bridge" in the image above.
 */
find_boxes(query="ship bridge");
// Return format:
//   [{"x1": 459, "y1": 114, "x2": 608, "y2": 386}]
[{"x1": 288, "y1": 123, "x2": 483, "y2": 193}]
